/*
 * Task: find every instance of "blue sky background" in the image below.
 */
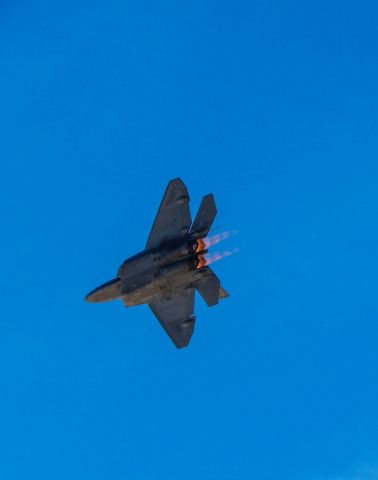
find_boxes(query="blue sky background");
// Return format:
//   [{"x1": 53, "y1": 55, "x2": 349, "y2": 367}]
[{"x1": 1, "y1": 1, "x2": 378, "y2": 479}]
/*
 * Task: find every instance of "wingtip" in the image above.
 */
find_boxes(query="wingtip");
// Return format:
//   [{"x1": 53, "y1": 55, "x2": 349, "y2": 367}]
[{"x1": 168, "y1": 177, "x2": 185, "y2": 187}]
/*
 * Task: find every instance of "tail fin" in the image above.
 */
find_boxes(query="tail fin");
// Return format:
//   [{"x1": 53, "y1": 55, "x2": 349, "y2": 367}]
[
  {"x1": 219, "y1": 286, "x2": 229, "y2": 300},
  {"x1": 190, "y1": 194, "x2": 216, "y2": 237},
  {"x1": 195, "y1": 267, "x2": 221, "y2": 307}
]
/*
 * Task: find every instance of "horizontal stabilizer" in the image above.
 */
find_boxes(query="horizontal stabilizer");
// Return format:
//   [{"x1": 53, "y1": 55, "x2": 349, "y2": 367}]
[
  {"x1": 195, "y1": 268, "x2": 220, "y2": 307},
  {"x1": 219, "y1": 286, "x2": 229, "y2": 300},
  {"x1": 190, "y1": 194, "x2": 216, "y2": 237}
]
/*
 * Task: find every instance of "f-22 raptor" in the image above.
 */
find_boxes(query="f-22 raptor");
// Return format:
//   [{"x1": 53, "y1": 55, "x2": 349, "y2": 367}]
[{"x1": 85, "y1": 178, "x2": 228, "y2": 348}]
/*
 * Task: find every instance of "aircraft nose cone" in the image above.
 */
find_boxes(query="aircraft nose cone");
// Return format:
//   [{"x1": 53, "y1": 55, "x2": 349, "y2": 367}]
[
  {"x1": 84, "y1": 290, "x2": 101, "y2": 303},
  {"x1": 85, "y1": 278, "x2": 122, "y2": 303}
]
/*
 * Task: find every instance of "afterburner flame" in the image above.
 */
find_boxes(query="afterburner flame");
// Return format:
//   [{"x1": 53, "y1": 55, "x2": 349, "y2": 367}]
[
  {"x1": 203, "y1": 248, "x2": 240, "y2": 266},
  {"x1": 196, "y1": 255, "x2": 207, "y2": 269},
  {"x1": 195, "y1": 239, "x2": 206, "y2": 253},
  {"x1": 203, "y1": 231, "x2": 237, "y2": 249},
  {"x1": 195, "y1": 230, "x2": 239, "y2": 269}
]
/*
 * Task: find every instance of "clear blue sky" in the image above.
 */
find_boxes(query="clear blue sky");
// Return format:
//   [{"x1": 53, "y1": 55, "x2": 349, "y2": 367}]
[{"x1": 1, "y1": 1, "x2": 378, "y2": 479}]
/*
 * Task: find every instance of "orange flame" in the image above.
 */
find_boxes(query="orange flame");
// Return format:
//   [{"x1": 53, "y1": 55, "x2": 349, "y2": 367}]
[
  {"x1": 195, "y1": 230, "x2": 239, "y2": 269},
  {"x1": 196, "y1": 255, "x2": 207, "y2": 269},
  {"x1": 195, "y1": 239, "x2": 206, "y2": 253}
]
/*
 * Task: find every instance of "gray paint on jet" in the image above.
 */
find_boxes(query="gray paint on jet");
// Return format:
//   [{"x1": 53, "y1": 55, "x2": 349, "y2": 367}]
[{"x1": 85, "y1": 178, "x2": 228, "y2": 348}]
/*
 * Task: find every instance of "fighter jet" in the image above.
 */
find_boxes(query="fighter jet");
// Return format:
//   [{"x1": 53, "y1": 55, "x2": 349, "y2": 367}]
[{"x1": 85, "y1": 178, "x2": 228, "y2": 348}]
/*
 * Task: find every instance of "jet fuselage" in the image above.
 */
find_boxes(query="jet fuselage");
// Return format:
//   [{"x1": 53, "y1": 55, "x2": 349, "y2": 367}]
[
  {"x1": 85, "y1": 236, "x2": 207, "y2": 306},
  {"x1": 85, "y1": 178, "x2": 227, "y2": 348}
]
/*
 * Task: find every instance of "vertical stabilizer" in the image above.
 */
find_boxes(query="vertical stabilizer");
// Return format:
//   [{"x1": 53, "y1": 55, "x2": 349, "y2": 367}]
[{"x1": 190, "y1": 194, "x2": 217, "y2": 237}]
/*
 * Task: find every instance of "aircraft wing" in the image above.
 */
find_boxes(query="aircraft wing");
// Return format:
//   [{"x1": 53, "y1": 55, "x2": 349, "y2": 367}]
[
  {"x1": 146, "y1": 178, "x2": 192, "y2": 249},
  {"x1": 148, "y1": 287, "x2": 195, "y2": 348}
]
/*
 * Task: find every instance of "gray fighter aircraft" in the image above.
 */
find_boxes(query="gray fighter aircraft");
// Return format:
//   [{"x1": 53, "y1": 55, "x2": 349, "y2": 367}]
[{"x1": 85, "y1": 178, "x2": 228, "y2": 348}]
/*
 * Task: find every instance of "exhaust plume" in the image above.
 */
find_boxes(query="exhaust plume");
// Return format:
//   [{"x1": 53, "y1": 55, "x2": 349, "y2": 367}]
[{"x1": 203, "y1": 230, "x2": 238, "y2": 249}]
